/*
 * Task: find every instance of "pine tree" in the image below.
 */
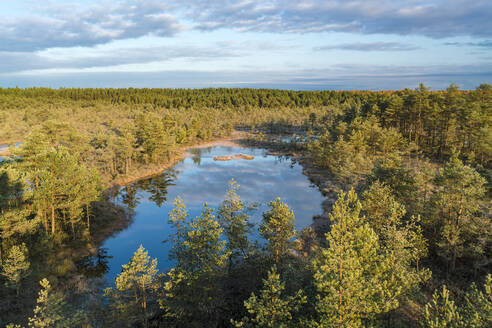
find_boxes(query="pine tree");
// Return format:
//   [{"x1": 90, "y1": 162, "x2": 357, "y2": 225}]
[
  {"x1": 423, "y1": 275, "x2": 492, "y2": 328},
  {"x1": 29, "y1": 147, "x2": 97, "y2": 236},
  {"x1": 161, "y1": 200, "x2": 229, "y2": 326},
  {"x1": 423, "y1": 285, "x2": 463, "y2": 328},
  {"x1": 105, "y1": 245, "x2": 158, "y2": 328},
  {"x1": 362, "y1": 181, "x2": 429, "y2": 273},
  {"x1": 313, "y1": 190, "x2": 412, "y2": 327},
  {"x1": 462, "y1": 274, "x2": 492, "y2": 328},
  {"x1": 431, "y1": 152, "x2": 487, "y2": 272},
  {"x1": 1, "y1": 243, "x2": 30, "y2": 295},
  {"x1": 28, "y1": 278, "x2": 81, "y2": 328},
  {"x1": 232, "y1": 266, "x2": 306, "y2": 328},
  {"x1": 116, "y1": 123, "x2": 137, "y2": 174},
  {"x1": 217, "y1": 179, "x2": 254, "y2": 267},
  {"x1": 259, "y1": 198, "x2": 296, "y2": 265},
  {"x1": 76, "y1": 167, "x2": 101, "y2": 232},
  {"x1": 361, "y1": 181, "x2": 405, "y2": 234}
]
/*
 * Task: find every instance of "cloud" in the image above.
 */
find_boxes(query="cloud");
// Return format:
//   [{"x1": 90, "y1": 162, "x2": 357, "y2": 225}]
[
  {"x1": 0, "y1": 0, "x2": 184, "y2": 52},
  {"x1": 445, "y1": 40, "x2": 492, "y2": 48},
  {"x1": 314, "y1": 42, "x2": 420, "y2": 52},
  {"x1": 2, "y1": 63, "x2": 491, "y2": 90},
  {"x1": 2, "y1": 0, "x2": 492, "y2": 53},
  {"x1": 0, "y1": 44, "x2": 241, "y2": 74},
  {"x1": 182, "y1": 0, "x2": 492, "y2": 38}
]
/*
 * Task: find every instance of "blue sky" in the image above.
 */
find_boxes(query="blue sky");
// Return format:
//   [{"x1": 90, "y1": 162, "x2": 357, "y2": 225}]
[{"x1": 1, "y1": 0, "x2": 491, "y2": 90}]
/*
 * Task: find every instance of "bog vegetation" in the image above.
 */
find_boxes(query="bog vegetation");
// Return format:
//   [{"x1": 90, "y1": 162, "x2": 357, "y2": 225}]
[{"x1": 0, "y1": 85, "x2": 490, "y2": 327}]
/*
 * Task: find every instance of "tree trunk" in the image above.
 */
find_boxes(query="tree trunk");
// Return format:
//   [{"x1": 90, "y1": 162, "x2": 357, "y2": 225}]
[
  {"x1": 451, "y1": 250, "x2": 456, "y2": 272},
  {"x1": 51, "y1": 205, "x2": 55, "y2": 235},
  {"x1": 51, "y1": 186, "x2": 56, "y2": 235},
  {"x1": 142, "y1": 280, "x2": 148, "y2": 328},
  {"x1": 43, "y1": 203, "x2": 48, "y2": 233},
  {"x1": 338, "y1": 234, "x2": 343, "y2": 327},
  {"x1": 86, "y1": 203, "x2": 90, "y2": 231}
]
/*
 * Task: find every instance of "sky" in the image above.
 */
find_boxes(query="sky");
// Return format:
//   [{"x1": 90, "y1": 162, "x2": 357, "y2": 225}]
[{"x1": 0, "y1": 0, "x2": 491, "y2": 90}]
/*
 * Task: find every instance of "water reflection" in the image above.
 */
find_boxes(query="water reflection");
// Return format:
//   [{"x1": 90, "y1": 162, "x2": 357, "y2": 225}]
[
  {"x1": 102, "y1": 145, "x2": 325, "y2": 283},
  {"x1": 136, "y1": 171, "x2": 177, "y2": 207},
  {"x1": 77, "y1": 248, "x2": 113, "y2": 279}
]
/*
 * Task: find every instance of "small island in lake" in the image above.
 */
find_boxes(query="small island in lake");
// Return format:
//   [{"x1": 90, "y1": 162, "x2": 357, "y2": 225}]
[{"x1": 213, "y1": 154, "x2": 254, "y2": 161}]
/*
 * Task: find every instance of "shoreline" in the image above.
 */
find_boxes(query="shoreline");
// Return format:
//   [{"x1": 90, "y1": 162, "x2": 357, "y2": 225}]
[
  {"x1": 240, "y1": 137, "x2": 341, "y2": 234},
  {"x1": 108, "y1": 131, "x2": 247, "y2": 188},
  {"x1": 3, "y1": 130, "x2": 336, "y2": 234}
]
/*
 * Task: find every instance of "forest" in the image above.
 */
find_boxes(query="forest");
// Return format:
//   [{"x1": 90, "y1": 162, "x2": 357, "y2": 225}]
[{"x1": 0, "y1": 84, "x2": 491, "y2": 327}]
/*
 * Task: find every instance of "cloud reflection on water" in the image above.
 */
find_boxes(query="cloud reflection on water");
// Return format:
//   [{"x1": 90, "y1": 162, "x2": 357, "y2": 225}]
[{"x1": 103, "y1": 146, "x2": 324, "y2": 282}]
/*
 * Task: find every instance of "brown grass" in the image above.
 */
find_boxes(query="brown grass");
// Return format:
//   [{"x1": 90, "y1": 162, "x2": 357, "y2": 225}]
[
  {"x1": 109, "y1": 131, "x2": 248, "y2": 188},
  {"x1": 213, "y1": 154, "x2": 254, "y2": 161}
]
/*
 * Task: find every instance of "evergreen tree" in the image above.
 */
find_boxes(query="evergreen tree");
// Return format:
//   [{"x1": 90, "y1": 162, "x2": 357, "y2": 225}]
[
  {"x1": 313, "y1": 190, "x2": 415, "y2": 327},
  {"x1": 462, "y1": 274, "x2": 492, "y2": 328},
  {"x1": 259, "y1": 198, "x2": 296, "y2": 265},
  {"x1": 424, "y1": 275, "x2": 492, "y2": 328},
  {"x1": 105, "y1": 245, "x2": 158, "y2": 328},
  {"x1": 161, "y1": 200, "x2": 229, "y2": 327},
  {"x1": 423, "y1": 285, "x2": 463, "y2": 328},
  {"x1": 1, "y1": 243, "x2": 30, "y2": 295},
  {"x1": 77, "y1": 167, "x2": 101, "y2": 232},
  {"x1": 362, "y1": 181, "x2": 429, "y2": 272},
  {"x1": 232, "y1": 266, "x2": 306, "y2": 328},
  {"x1": 217, "y1": 179, "x2": 254, "y2": 267},
  {"x1": 431, "y1": 153, "x2": 487, "y2": 272},
  {"x1": 115, "y1": 123, "x2": 137, "y2": 175},
  {"x1": 361, "y1": 181, "x2": 405, "y2": 234},
  {"x1": 28, "y1": 278, "x2": 81, "y2": 328}
]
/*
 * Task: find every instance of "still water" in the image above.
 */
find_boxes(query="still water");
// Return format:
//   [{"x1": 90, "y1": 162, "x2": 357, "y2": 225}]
[{"x1": 103, "y1": 145, "x2": 325, "y2": 282}]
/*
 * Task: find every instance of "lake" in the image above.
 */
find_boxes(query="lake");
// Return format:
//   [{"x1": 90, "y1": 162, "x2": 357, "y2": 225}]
[{"x1": 102, "y1": 144, "x2": 325, "y2": 282}]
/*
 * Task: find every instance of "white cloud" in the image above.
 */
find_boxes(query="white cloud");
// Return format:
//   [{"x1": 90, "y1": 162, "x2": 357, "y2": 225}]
[{"x1": 314, "y1": 42, "x2": 420, "y2": 52}]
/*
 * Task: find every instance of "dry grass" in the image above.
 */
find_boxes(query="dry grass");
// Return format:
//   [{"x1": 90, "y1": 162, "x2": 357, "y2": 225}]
[
  {"x1": 213, "y1": 154, "x2": 254, "y2": 161},
  {"x1": 109, "y1": 130, "x2": 249, "y2": 188}
]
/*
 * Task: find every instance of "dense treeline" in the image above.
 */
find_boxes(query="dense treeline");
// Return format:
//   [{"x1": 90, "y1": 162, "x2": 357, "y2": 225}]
[
  {"x1": 0, "y1": 87, "x2": 370, "y2": 108},
  {"x1": 1, "y1": 84, "x2": 490, "y2": 166},
  {"x1": 0, "y1": 84, "x2": 490, "y2": 327}
]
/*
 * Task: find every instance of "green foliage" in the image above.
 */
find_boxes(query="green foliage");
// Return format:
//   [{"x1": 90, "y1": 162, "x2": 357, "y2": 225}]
[
  {"x1": 105, "y1": 245, "x2": 158, "y2": 327},
  {"x1": 259, "y1": 198, "x2": 296, "y2": 265},
  {"x1": 424, "y1": 285, "x2": 463, "y2": 328},
  {"x1": 424, "y1": 275, "x2": 492, "y2": 328},
  {"x1": 27, "y1": 278, "x2": 82, "y2": 328},
  {"x1": 462, "y1": 275, "x2": 492, "y2": 328},
  {"x1": 361, "y1": 181, "x2": 405, "y2": 234},
  {"x1": 0, "y1": 164, "x2": 38, "y2": 248},
  {"x1": 135, "y1": 113, "x2": 174, "y2": 163},
  {"x1": 368, "y1": 155, "x2": 418, "y2": 206},
  {"x1": 10, "y1": 130, "x2": 102, "y2": 238},
  {"x1": 1, "y1": 243, "x2": 30, "y2": 294},
  {"x1": 233, "y1": 266, "x2": 306, "y2": 328},
  {"x1": 217, "y1": 179, "x2": 254, "y2": 265},
  {"x1": 313, "y1": 190, "x2": 426, "y2": 327},
  {"x1": 161, "y1": 199, "x2": 230, "y2": 326},
  {"x1": 431, "y1": 153, "x2": 488, "y2": 272},
  {"x1": 0, "y1": 85, "x2": 491, "y2": 326},
  {"x1": 362, "y1": 181, "x2": 429, "y2": 271},
  {"x1": 1, "y1": 85, "x2": 491, "y2": 167},
  {"x1": 308, "y1": 116, "x2": 406, "y2": 185}
]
